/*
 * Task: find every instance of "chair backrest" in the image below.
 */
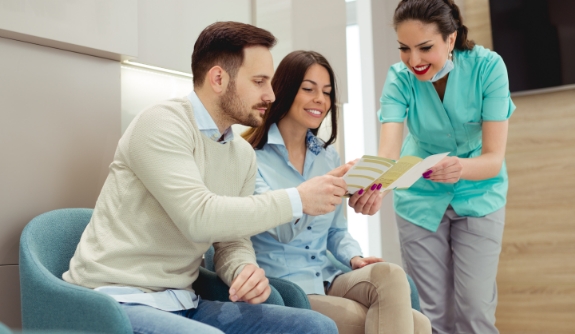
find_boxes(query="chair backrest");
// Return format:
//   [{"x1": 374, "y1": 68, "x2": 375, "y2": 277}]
[
  {"x1": 21, "y1": 208, "x2": 93, "y2": 279},
  {"x1": 20, "y1": 208, "x2": 133, "y2": 333}
]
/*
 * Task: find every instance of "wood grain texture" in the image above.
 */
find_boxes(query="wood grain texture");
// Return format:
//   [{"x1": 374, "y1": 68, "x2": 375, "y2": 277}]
[
  {"x1": 463, "y1": 1, "x2": 575, "y2": 332},
  {"x1": 463, "y1": 0, "x2": 493, "y2": 50},
  {"x1": 498, "y1": 90, "x2": 575, "y2": 334}
]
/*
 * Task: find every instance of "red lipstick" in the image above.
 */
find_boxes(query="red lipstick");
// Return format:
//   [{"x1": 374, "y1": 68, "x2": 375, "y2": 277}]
[{"x1": 412, "y1": 64, "x2": 431, "y2": 75}]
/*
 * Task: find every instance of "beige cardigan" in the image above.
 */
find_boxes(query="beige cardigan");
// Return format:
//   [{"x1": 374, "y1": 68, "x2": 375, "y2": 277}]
[{"x1": 63, "y1": 98, "x2": 293, "y2": 292}]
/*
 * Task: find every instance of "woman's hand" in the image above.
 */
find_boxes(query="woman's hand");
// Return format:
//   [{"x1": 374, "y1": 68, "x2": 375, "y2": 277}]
[
  {"x1": 423, "y1": 156, "x2": 462, "y2": 183},
  {"x1": 348, "y1": 185, "x2": 388, "y2": 215},
  {"x1": 350, "y1": 256, "x2": 384, "y2": 270}
]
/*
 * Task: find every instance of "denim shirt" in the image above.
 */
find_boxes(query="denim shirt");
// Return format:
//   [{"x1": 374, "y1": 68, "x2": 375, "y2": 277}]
[{"x1": 251, "y1": 123, "x2": 363, "y2": 295}]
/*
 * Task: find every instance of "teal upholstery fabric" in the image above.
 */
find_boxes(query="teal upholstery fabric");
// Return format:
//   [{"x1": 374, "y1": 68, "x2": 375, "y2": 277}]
[
  {"x1": 19, "y1": 208, "x2": 133, "y2": 333},
  {"x1": 203, "y1": 246, "x2": 310, "y2": 309},
  {"x1": 20, "y1": 208, "x2": 280, "y2": 333},
  {"x1": 0, "y1": 323, "x2": 11, "y2": 334},
  {"x1": 326, "y1": 251, "x2": 421, "y2": 311}
]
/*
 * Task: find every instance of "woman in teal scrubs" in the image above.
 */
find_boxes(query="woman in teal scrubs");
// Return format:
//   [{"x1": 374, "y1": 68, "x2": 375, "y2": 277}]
[{"x1": 378, "y1": 0, "x2": 515, "y2": 333}]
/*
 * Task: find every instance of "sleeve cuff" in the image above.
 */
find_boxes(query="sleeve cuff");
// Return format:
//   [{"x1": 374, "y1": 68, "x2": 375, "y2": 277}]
[{"x1": 285, "y1": 187, "x2": 303, "y2": 220}]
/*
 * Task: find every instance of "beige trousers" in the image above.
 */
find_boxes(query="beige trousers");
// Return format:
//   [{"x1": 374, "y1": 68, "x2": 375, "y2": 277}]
[{"x1": 308, "y1": 262, "x2": 431, "y2": 334}]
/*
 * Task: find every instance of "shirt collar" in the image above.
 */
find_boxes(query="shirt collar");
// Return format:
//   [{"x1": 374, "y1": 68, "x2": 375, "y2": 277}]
[
  {"x1": 268, "y1": 123, "x2": 323, "y2": 156},
  {"x1": 187, "y1": 91, "x2": 234, "y2": 143}
]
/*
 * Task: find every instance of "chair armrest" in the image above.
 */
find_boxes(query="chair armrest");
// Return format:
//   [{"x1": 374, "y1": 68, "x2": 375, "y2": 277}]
[
  {"x1": 194, "y1": 267, "x2": 285, "y2": 306},
  {"x1": 19, "y1": 236, "x2": 133, "y2": 333},
  {"x1": 268, "y1": 277, "x2": 311, "y2": 309},
  {"x1": 0, "y1": 322, "x2": 12, "y2": 334}
]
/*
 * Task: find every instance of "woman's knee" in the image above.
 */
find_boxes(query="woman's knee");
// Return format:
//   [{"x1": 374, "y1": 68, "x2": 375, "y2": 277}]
[
  {"x1": 412, "y1": 309, "x2": 432, "y2": 334},
  {"x1": 366, "y1": 262, "x2": 409, "y2": 291}
]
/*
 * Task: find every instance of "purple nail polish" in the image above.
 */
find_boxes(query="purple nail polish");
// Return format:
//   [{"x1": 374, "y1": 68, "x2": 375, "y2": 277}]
[
  {"x1": 358, "y1": 189, "x2": 364, "y2": 195},
  {"x1": 370, "y1": 184, "x2": 377, "y2": 190},
  {"x1": 422, "y1": 170, "x2": 432, "y2": 178},
  {"x1": 423, "y1": 174, "x2": 430, "y2": 179},
  {"x1": 377, "y1": 183, "x2": 383, "y2": 190}
]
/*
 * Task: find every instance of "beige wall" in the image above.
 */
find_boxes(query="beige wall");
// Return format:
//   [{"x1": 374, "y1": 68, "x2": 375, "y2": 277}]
[
  {"x1": 0, "y1": 36, "x2": 121, "y2": 328},
  {"x1": 464, "y1": 0, "x2": 575, "y2": 333}
]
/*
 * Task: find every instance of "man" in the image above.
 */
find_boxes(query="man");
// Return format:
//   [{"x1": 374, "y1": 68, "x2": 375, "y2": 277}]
[{"x1": 63, "y1": 21, "x2": 345, "y2": 333}]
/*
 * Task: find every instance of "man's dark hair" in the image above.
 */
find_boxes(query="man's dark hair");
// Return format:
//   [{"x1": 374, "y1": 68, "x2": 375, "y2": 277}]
[{"x1": 191, "y1": 21, "x2": 277, "y2": 87}]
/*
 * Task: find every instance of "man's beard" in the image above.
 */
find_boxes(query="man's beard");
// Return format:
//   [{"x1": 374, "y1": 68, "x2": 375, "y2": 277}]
[{"x1": 219, "y1": 79, "x2": 270, "y2": 128}]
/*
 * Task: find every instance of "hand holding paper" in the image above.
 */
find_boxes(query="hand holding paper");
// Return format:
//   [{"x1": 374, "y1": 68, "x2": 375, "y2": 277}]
[
  {"x1": 343, "y1": 152, "x2": 450, "y2": 195},
  {"x1": 422, "y1": 156, "x2": 462, "y2": 183}
]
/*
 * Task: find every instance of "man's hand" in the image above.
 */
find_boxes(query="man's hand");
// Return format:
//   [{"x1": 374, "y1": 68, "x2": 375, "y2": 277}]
[
  {"x1": 297, "y1": 175, "x2": 347, "y2": 216},
  {"x1": 350, "y1": 256, "x2": 384, "y2": 270},
  {"x1": 348, "y1": 184, "x2": 389, "y2": 215},
  {"x1": 229, "y1": 264, "x2": 270, "y2": 304},
  {"x1": 326, "y1": 159, "x2": 358, "y2": 177}
]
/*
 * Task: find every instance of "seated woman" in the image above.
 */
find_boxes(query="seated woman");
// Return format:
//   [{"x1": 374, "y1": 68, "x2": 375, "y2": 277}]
[{"x1": 242, "y1": 50, "x2": 431, "y2": 334}]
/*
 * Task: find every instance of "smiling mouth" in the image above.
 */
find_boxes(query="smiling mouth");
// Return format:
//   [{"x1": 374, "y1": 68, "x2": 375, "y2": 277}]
[
  {"x1": 412, "y1": 64, "x2": 431, "y2": 75},
  {"x1": 305, "y1": 109, "x2": 323, "y2": 118}
]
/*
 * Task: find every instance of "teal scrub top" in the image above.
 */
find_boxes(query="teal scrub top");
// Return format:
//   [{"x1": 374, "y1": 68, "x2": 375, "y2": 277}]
[{"x1": 377, "y1": 45, "x2": 515, "y2": 232}]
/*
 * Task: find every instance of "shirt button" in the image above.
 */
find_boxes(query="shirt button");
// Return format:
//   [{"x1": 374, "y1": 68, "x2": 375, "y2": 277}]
[
  {"x1": 311, "y1": 256, "x2": 316, "y2": 260},
  {"x1": 315, "y1": 272, "x2": 320, "y2": 277},
  {"x1": 307, "y1": 226, "x2": 312, "y2": 230},
  {"x1": 305, "y1": 246, "x2": 309, "y2": 249}
]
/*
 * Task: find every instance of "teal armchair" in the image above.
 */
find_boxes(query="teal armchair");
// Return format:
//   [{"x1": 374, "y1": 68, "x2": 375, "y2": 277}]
[{"x1": 18, "y1": 208, "x2": 293, "y2": 333}]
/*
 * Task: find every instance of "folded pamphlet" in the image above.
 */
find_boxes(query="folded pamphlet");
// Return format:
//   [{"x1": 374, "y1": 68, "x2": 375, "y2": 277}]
[{"x1": 343, "y1": 152, "x2": 449, "y2": 195}]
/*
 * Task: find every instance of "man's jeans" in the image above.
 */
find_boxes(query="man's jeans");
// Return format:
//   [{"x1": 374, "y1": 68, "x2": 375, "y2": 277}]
[{"x1": 121, "y1": 298, "x2": 338, "y2": 334}]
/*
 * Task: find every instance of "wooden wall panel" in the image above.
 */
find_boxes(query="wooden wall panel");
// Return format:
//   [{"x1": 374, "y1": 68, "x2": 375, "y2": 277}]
[
  {"x1": 464, "y1": 0, "x2": 575, "y2": 332},
  {"x1": 499, "y1": 90, "x2": 575, "y2": 334}
]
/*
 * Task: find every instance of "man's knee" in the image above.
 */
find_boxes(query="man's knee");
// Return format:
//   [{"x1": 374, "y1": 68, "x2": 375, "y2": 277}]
[{"x1": 296, "y1": 309, "x2": 338, "y2": 334}]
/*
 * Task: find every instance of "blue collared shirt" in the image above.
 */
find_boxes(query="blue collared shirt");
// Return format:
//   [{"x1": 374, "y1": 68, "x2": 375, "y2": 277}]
[
  {"x1": 187, "y1": 91, "x2": 234, "y2": 143},
  {"x1": 251, "y1": 123, "x2": 362, "y2": 295}
]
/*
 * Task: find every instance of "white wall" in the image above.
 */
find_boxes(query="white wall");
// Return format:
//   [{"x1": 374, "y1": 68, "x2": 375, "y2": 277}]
[
  {"x1": 0, "y1": 0, "x2": 138, "y2": 60},
  {"x1": 137, "y1": 0, "x2": 251, "y2": 73},
  {"x1": 257, "y1": 0, "x2": 348, "y2": 103}
]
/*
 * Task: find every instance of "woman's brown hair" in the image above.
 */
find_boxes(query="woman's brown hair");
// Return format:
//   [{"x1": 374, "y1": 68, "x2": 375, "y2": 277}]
[
  {"x1": 394, "y1": 0, "x2": 475, "y2": 51},
  {"x1": 242, "y1": 50, "x2": 338, "y2": 150}
]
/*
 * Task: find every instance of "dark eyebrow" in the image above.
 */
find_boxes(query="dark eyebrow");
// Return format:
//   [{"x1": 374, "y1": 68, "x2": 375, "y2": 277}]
[
  {"x1": 397, "y1": 40, "x2": 433, "y2": 47},
  {"x1": 253, "y1": 75, "x2": 270, "y2": 80},
  {"x1": 303, "y1": 79, "x2": 332, "y2": 88}
]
